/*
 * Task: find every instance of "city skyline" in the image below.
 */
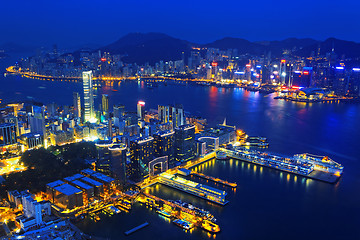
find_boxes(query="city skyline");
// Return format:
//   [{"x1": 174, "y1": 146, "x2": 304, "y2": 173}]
[
  {"x1": 1, "y1": 0, "x2": 360, "y2": 48},
  {"x1": 0, "y1": 1, "x2": 359, "y2": 239}
]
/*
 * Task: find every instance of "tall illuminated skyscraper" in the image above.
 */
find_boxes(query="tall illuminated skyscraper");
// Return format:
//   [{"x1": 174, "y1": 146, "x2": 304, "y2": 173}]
[
  {"x1": 73, "y1": 92, "x2": 81, "y2": 119},
  {"x1": 83, "y1": 71, "x2": 95, "y2": 122},
  {"x1": 102, "y1": 94, "x2": 109, "y2": 117}
]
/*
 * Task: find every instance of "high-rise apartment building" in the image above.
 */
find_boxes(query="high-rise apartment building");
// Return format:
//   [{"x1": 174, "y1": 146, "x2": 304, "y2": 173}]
[
  {"x1": 158, "y1": 105, "x2": 170, "y2": 123},
  {"x1": 171, "y1": 104, "x2": 185, "y2": 128},
  {"x1": 0, "y1": 123, "x2": 17, "y2": 146}
]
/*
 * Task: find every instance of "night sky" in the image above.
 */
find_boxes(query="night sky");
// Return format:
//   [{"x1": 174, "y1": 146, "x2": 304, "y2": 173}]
[{"x1": 1, "y1": 0, "x2": 360, "y2": 48}]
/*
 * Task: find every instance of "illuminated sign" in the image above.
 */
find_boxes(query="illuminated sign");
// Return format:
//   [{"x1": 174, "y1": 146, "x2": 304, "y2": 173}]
[
  {"x1": 138, "y1": 101, "x2": 145, "y2": 106},
  {"x1": 281, "y1": 59, "x2": 286, "y2": 63},
  {"x1": 353, "y1": 68, "x2": 360, "y2": 72},
  {"x1": 335, "y1": 66, "x2": 344, "y2": 70},
  {"x1": 101, "y1": 58, "x2": 106, "y2": 62},
  {"x1": 303, "y1": 71, "x2": 309, "y2": 75},
  {"x1": 212, "y1": 62, "x2": 218, "y2": 67},
  {"x1": 246, "y1": 64, "x2": 251, "y2": 67}
]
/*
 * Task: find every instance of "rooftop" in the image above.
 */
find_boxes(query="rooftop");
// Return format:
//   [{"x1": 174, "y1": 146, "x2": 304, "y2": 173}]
[
  {"x1": 54, "y1": 184, "x2": 82, "y2": 196},
  {"x1": 71, "y1": 180, "x2": 93, "y2": 190},
  {"x1": 46, "y1": 180, "x2": 65, "y2": 188},
  {"x1": 81, "y1": 168, "x2": 97, "y2": 176},
  {"x1": 91, "y1": 172, "x2": 115, "y2": 183},
  {"x1": 63, "y1": 174, "x2": 83, "y2": 182},
  {"x1": 80, "y1": 177, "x2": 103, "y2": 187}
]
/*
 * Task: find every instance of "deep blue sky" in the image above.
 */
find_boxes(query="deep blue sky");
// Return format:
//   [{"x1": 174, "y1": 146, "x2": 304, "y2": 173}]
[{"x1": 1, "y1": 0, "x2": 360, "y2": 48}]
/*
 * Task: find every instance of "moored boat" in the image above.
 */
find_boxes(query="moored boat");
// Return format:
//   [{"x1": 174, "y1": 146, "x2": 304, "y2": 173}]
[
  {"x1": 173, "y1": 219, "x2": 193, "y2": 230},
  {"x1": 294, "y1": 153, "x2": 344, "y2": 176},
  {"x1": 156, "y1": 209, "x2": 172, "y2": 218},
  {"x1": 216, "y1": 150, "x2": 228, "y2": 160}
]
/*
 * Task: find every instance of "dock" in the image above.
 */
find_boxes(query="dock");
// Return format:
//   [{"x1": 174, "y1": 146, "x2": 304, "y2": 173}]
[
  {"x1": 124, "y1": 222, "x2": 149, "y2": 236},
  {"x1": 139, "y1": 192, "x2": 220, "y2": 232},
  {"x1": 191, "y1": 171, "x2": 237, "y2": 188},
  {"x1": 159, "y1": 172, "x2": 228, "y2": 205}
]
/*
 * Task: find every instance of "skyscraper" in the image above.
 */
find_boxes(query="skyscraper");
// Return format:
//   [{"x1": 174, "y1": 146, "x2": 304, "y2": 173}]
[
  {"x1": 83, "y1": 71, "x2": 95, "y2": 122},
  {"x1": 153, "y1": 130, "x2": 175, "y2": 167},
  {"x1": 137, "y1": 101, "x2": 145, "y2": 120},
  {"x1": 73, "y1": 92, "x2": 81, "y2": 119},
  {"x1": 29, "y1": 106, "x2": 46, "y2": 136},
  {"x1": 350, "y1": 68, "x2": 360, "y2": 96},
  {"x1": 174, "y1": 124, "x2": 196, "y2": 164},
  {"x1": 95, "y1": 140, "x2": 112, "y2": 176},
  {"x1": 108, "y1": 144, "x2": 127, "y2": 185},
  {"x1": 171, "y1": 104, "x2": 185, "y2": 128},
  {"x1": 158, "y1": 105, "x2": 170, "y2": 123},
  {"x1": 128, "y1": 136, "x2": 154, "y2": 181},
  {"x1": 102, "y1": 94, "x2": 109, "y2": 118},
  {"x1": 113, "y1": 105, "x2": 125, "y2": 119}
]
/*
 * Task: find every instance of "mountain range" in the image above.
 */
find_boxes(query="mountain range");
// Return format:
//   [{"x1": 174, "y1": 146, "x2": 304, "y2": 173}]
[{"x1": 99, "y1": 33, "x2": 360, "y2": 64}]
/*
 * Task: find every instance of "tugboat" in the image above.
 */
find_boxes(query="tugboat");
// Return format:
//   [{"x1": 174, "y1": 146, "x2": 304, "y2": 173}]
[
  {"x1": 216, "y1": 150, "x2": 229, "y2": 160},
  {"x1": 109, "y1": 206, "x2": 121, "y2": 214},
  {"x1": 202, "y1": 220, "x2": 221, "y2": 233}
]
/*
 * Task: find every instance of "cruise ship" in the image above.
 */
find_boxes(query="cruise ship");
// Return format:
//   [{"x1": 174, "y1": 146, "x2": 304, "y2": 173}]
[
  {"x1": 221, "y1": 148, "x2": 343, "y2": 178},
  {"x1": 221, "y1": 148, "x2": 314, "y2": 175},
  {"x1": 294, "y1": 153, "x2": 343, "y2": 175}
]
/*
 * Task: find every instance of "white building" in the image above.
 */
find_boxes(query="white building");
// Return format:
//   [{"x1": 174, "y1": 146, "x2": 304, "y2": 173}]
[{"x1": 10, "y1": 190, "x2": 51, "y2": 231}]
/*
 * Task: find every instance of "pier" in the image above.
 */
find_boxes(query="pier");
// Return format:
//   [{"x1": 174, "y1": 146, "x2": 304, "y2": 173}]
[
  {"x1": 138, "y1": 192, "x2": 220, "y2": 232},
  {"x1": 124, "y1": 222, "x2": 149, "y2": 236},
  {"x1": 191, "y1": 171, "x2": 237, "y2": 188},
  {"x1": 159, "y1": 172, "x2": 228, "y2": 205}
]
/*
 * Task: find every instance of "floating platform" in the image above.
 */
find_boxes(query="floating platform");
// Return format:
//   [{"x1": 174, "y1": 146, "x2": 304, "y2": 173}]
[{"x1": 124, "y1": 222, "x2": 149, "y2": 236}]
